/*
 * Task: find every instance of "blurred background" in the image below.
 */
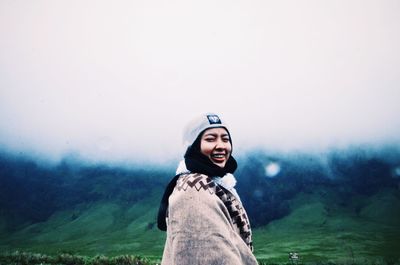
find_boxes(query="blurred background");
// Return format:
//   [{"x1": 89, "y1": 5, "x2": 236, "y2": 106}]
[{"x1": 1, "y1": 0, "x2": 399, "y2": 263}]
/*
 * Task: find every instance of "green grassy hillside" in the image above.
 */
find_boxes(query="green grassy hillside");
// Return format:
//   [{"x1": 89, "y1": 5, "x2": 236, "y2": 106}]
[
  {"x1": 253, "y1": 188, "x2": 400, "y2": 264},
  {"x1": 0, "y1": 189, "x2": 166, "y2": 262},
  {"x1": 1, "y1": 187, "x2": 399, "y2": 264}
]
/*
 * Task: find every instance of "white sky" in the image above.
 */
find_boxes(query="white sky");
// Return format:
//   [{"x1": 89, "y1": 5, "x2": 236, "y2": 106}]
[{"x1": 1, "y1": 0, "x2": 400, "y2": 163}]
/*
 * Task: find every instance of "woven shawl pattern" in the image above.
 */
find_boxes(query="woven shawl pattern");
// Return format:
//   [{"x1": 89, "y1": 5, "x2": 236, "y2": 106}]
[{"x1": 175, "y1": 173, "x2": 253, "y2": 251}]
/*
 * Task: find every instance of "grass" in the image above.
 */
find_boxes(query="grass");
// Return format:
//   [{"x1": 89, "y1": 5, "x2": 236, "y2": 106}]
[
  {"x1": 1, "y1": 188, "x2": 399, "y2": 264},
  {"x1": 1, "y1": 251, "x2": 399, "y2": 265},
  {"x1": 0, "y1": 251, "x2": 153, "y2": 265},
  {"x1": 252, "y1": 189, "x2": 400, "y2": 264},
  {"x1": 0, "y1": 190, "x2": 166, "y2": 261}
]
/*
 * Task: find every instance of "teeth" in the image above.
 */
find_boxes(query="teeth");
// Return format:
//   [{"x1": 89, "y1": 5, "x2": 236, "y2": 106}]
[{"x1": 212, "y1": 154, "x2": 225, "y2": 158}]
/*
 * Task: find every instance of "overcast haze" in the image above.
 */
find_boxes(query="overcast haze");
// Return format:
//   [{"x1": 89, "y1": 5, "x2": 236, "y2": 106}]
[{"x1": 1, "y1": 0, "x2": 400, "y2": 163}]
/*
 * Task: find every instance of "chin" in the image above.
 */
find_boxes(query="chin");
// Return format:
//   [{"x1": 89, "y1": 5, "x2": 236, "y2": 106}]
[{"x1": 214, "y1": 162, "x2": 226, "y2": 168}]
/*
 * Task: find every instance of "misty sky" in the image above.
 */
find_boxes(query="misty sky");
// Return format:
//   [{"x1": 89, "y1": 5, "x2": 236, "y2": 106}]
[{"x1": 1, "y1": 0, "x2": 400, "y2": 163}]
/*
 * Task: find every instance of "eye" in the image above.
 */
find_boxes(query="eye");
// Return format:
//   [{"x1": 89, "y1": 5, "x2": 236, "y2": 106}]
[{"x1": 222, "y1": 136, "x2": 230, "y2": 142}]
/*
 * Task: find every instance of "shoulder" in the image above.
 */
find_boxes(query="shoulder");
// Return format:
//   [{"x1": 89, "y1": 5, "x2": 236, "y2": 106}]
[
  {"x1": 168, "y1": 174, "x2": 231, "y2": 226},
  {"x1": 175, "y1": 173, "x2": 218, "y2": 195}
]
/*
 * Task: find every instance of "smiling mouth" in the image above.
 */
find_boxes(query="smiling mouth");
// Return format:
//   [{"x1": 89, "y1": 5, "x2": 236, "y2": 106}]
[{"x1": 211, "y1": 154, "x2": 226, "y2": 161}]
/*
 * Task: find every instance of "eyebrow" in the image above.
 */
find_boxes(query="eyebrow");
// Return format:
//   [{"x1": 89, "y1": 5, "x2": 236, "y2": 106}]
[{"x1": 203, "y1": 133, "x2": 230, "y2": 137}]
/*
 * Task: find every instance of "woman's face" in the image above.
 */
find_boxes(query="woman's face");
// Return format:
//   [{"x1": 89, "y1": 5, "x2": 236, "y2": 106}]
[{"x1": 200, "y1": 127, "x2": 232, "y2": 168}]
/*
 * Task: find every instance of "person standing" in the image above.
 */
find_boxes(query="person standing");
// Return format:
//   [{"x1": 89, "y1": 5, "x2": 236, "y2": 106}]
[{"x1": 157, "y1": 113, "x2": 258, "y2": 265}]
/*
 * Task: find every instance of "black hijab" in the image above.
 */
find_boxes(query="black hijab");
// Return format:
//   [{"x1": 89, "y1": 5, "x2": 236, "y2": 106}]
[{"x1": 184, "y1": 136, "x2": 237, "y2": 176}]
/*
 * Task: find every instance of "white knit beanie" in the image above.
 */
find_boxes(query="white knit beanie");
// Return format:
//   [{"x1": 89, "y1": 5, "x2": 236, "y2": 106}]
[{"x1": 182, "y1": 113, "x2": 231, "y2": 150}]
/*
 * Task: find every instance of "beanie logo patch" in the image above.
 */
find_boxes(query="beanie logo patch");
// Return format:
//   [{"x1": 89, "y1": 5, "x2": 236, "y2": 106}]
[{"x1": 207, "y1": 114, "x2": 221, "y2": 124}]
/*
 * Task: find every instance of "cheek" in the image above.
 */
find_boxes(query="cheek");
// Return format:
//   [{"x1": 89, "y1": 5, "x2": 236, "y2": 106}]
[
  {"x1": 200, "y1": 142, "x2": 213, "y2": 156},
  {"x1": 227, "y1": 143, "x2": 232, "y2": 154}
]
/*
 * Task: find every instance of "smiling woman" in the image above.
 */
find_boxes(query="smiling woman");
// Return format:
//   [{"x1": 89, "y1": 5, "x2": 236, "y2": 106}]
[{"x1": 157, "y1": 113, "x2": 257, "y2": 265}]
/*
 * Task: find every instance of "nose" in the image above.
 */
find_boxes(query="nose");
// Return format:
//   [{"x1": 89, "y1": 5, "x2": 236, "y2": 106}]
[{"x1": 215, "y1": 138, "x2": 228, "y2": 149}]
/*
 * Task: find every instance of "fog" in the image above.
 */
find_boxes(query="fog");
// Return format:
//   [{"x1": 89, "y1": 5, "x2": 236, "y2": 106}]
[{"x1": 1, "y1": 0, "x2": 400, "y2": 163}]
